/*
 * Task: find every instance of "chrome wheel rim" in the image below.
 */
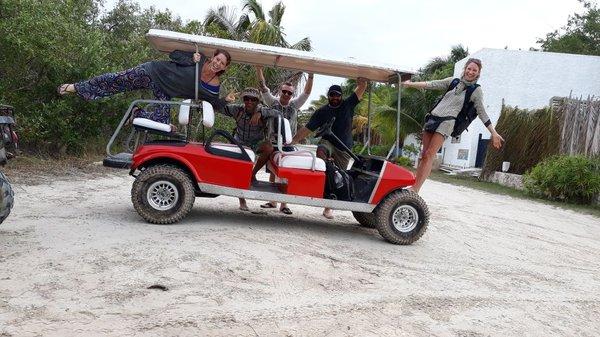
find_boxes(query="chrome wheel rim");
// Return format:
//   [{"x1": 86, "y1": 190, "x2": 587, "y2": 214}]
[
  {"x1": 392, "y1": 204, "x2": 419, "y2": 233},
  {"x1": 147, "y1": 180, "x2": 179, "y2": 211}
]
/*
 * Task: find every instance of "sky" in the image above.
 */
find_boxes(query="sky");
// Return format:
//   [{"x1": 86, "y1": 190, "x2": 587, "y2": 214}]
[{"x1": 105, "y1": 0, "x2": 587, "y2": 106}]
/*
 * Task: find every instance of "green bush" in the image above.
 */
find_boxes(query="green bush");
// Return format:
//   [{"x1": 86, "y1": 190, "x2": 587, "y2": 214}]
[
  {"x1": 351, "y1": 143, "x2": 390, "y2": 157},
  {"x1": 396, "y1": 156, "x2": 413, "y2": 168},
  {"x1": 523, "y1": 155, "x2": 600, "y2": 204},
  {"x1": 403, "y1": 143, "x2": 420, "y2": 158}
]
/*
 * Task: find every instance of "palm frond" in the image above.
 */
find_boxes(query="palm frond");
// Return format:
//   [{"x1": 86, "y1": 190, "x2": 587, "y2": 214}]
[
  {"x1": 235, "y1": 13, "x2": 251, "y2": 37},
  {"x1": 243, "y1": 0, "x2": 265, "y2": 21},
  {"x1": 421, "y1": 57, "x2": 447, "y2": 76},
  {"x1": 449, "y1": 44, "x2": 469, "y2": 63},
  {"x1": 290, "y1": 37, "x2": 312, "y2": 51},
  {"x1": 204, "y1": 6, "x2": 239, "y2": 39},
  {"x1": 268, "y1": 1, "x2": 286, "y2": 27}
]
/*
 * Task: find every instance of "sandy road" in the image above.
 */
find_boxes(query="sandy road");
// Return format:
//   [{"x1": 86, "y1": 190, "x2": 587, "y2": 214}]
[{"x1": 1, "y1": 170, "x2": 599, "y2": 336}]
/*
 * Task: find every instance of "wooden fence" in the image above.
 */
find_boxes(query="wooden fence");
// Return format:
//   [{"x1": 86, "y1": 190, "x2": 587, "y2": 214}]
[{"x1": 554, "y1": 95, "x2": 600, "y2": 157}]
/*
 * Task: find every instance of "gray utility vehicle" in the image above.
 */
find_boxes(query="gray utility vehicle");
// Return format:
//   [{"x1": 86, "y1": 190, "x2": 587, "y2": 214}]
[{"x1": 0, "y1": 104, "x2": 18, "y2": 224}]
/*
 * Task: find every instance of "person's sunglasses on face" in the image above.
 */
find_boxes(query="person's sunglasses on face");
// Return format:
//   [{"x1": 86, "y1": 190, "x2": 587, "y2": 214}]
[
  {"x1": 281, "y1": 90, "x2": 293, "y2": 96},
  {"x1": 328, "y1": 92, "x2": 341, "y2": 98},
  {"x1": 243, "y1": 96, "x2": 259, "y2": 102}
]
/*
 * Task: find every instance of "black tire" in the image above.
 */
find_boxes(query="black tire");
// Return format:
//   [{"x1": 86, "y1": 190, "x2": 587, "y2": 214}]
[
  {"x1": 352, "y1": 211, "x2": 377, "y2": 228},
  {"x1": 374, "y1": 189, "x2": 429, "y2": 245},
  {"x1": 131, "y1": 165, "x2": 195, "y2": 224},
  {"x1": 0, "y1": 171, "x2": 14, "y2": 224}
]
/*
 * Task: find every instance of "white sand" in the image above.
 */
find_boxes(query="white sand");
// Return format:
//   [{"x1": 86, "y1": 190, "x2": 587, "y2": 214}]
[{"x1": 1, "y1": 170, "x2": 598, "y2": 336}]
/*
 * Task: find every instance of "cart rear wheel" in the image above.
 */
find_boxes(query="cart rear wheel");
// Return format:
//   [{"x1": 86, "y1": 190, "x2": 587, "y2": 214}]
[
  {"x1": 352, "y1": 211, "x2": 377, "y2": 228},
  {"x1": 374, "y1": 189, "x2": 429, "y2": 245},
  {"x1": 131, "y1": 165, "x2": 195, "y2": 224}
]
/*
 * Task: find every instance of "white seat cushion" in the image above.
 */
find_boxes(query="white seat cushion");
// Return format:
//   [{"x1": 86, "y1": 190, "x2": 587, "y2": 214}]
[
  {"x1": 273, "y1": 152, "x2": 326, "y2": 171},
  {"x1": 202, "y1": 101, "x2": 215, "y2": 127},
  {"x1": 132, "y1": 118, "x2": 172, "y2": 132},
  {"x1": 178, "y1": 99, "x2": 191, "y2": 125},
  {"x1": 211, "y1": 142, "x2": 256, "y2": 162}
]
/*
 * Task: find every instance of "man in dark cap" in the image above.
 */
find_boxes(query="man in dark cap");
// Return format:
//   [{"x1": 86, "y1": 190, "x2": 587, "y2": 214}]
[{"x1": 291, "y1": 77, "x2": 368, "y2": 219}]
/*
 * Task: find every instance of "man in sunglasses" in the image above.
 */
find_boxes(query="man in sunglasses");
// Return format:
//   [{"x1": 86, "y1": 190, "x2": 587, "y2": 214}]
[
  {"x1": 291, "y1": 78, "x2": 368, "y2": 219},
  {"x1": 252, "y1": 66, "x2": 315, "y2": 215},
  {"x1": 219, "y1": 87, "x2": 275, "y2": 211}
]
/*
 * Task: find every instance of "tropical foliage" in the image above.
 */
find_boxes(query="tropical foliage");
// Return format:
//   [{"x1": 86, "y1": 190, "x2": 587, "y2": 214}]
[
  {"x1": 0, "y1": 0, "x2": 202, "y2": 154},
  {"x1": 0, "y1": 0, "x2": 309, "y2": 155},
  {"x1": 318, "y1": 45, "x2": 470, "y2": 154},
  {"x1": 537, "y1": 0, "x2": 600, "y2": 56},
  {"x1": 204, "y1": 0, "x2": 311, "y2": 91},
  {"x1": 1, "y1": 0, "x2": 593, "y2": 157},
  {"x1": 524, "y1": 155, "x2": 600, "y2": 204}
]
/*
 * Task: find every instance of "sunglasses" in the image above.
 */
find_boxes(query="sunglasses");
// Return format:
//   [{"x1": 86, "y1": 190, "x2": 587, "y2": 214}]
[
  {"x1": 281, "y1": 90, "x2": 293, "y2": 96},
  {"x1": 243, "y1": 96, "x2": 258, "y2": 102},
  {"x1": 328, "y1": 92, "x2": 342, "y2": 98}
]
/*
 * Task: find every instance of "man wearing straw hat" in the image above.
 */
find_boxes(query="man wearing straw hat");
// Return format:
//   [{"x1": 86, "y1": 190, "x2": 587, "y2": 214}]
[{"x1": 219, "y1": 87, "x2": 275, "y2": 211}]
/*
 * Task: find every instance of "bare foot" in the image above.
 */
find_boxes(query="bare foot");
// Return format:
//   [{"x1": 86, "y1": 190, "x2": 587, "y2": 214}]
[
  {"x1": 239, "y1": 199, "x2": 249, "y2": 211},
  {"x1": 57, "y1": 84, "x2": 75, "y2": 95},
  {"x1": 322, "y1": 208, "x2": 334, "y2": 219}
]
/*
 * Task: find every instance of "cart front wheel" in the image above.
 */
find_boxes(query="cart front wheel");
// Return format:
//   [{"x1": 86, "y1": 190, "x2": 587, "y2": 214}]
[
  {"x1": 131, "y1": 165, "x2": 195, "y2": 224},
  {"x1": 374, "y1": 189, "x2": 429, "y2": 244}
]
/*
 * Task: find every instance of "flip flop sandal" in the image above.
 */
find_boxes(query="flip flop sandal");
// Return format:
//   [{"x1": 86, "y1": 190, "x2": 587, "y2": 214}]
[
  {"x1": 260, "y1": 202, "x2": 276, "y2": 209},
  {"x1": 280, "y1": 207, "x2": 292, "y2": 215}
]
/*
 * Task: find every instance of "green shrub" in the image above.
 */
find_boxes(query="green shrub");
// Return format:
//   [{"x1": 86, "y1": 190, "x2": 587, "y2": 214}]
[
  {"x1": 523, "y1": 155, "x2": 600, "y2": 204},
  {"x1": 396, "y1": 156, "x2": 413, "y2": 168},
  {"x1": 351, "y1": 143, "x2": 390, "y2": 157},
  {"x1": 403, "y1": 143, "x2": 420, "y2": 158}
]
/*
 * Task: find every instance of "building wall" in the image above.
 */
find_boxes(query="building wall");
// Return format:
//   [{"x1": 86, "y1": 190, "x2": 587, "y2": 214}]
[{"x1": 441, "y1": 48, "x2": 600, "y2": 167}]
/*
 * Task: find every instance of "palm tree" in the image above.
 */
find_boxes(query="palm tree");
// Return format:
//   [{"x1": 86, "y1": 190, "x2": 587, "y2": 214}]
[
  {"x1": 204, "y1": 1, "x2": 312, "y2": 93},
  {"x1": 242, "y1": 0, "x2": 310, "y2": 50},
  {"x1": 369, "y1": 45, "x2": 470, "y2": 151},
  {"x1": 204, "y1": 6, "x2": 250, "y2": 40}
]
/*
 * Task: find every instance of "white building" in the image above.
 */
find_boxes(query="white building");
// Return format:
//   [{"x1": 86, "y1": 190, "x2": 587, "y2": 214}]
[{"x1": 441, "y1": 48, "x2": 600, "y2": 168}]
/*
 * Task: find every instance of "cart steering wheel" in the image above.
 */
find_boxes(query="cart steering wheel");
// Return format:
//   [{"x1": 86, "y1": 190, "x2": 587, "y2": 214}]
[{"x1": 314, "y1": 117, "x2": 361, "y2": 163}]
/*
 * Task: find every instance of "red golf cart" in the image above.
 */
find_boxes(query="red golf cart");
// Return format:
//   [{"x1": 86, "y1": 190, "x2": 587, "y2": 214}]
[{"x1": 104, "y1": 30, "x2": 429, "y2": 245}]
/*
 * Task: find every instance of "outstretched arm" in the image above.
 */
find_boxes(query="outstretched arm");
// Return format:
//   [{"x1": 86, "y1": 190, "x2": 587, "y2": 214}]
[
  {"x1": 355, "y1": 77, "x2": 368, "y2": 100},
  {"x1": 401, "y1": 80, "x2": 427, "y2": 89},
  {"x1": 255, "y1": 65, "x2": 277, "y2": 105},
  {"x1": 403, "y1": 77, "x2": 454, "y2": 91},
  {"x1": 255, "y1": 65, "x2": 269, "y2": 93},
  {"x1": 291, "y1": 73, "x2": 315, "y2": 107},
  {"x1": 487, "y1": 124, "x2": 504, "y2": 149},
  {"x1": 303, "y1": 73, "x2": 314, "y2": 96},
  {"x1": 471, "y1": 88, "x2": 504, "y2": 150}
]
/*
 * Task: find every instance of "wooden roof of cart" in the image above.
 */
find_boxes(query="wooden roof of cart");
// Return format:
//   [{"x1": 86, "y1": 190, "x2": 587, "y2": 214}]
[{"x1": 146, "y1": 29, "x2": 415, "y2": 83}]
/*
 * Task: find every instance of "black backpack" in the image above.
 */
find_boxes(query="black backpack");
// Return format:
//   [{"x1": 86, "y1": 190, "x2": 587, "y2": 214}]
[
  {"x1": 323, "y1": 160, "x2": 354, "y2": 201},
  {"x1": 429, "y1": 78, "x2": 480, "y2": 137}
]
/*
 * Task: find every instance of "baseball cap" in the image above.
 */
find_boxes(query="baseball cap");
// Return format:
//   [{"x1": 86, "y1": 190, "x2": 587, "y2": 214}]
[{"x1": 327, "y1": 85, "x2": 342, "y2": 95}]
